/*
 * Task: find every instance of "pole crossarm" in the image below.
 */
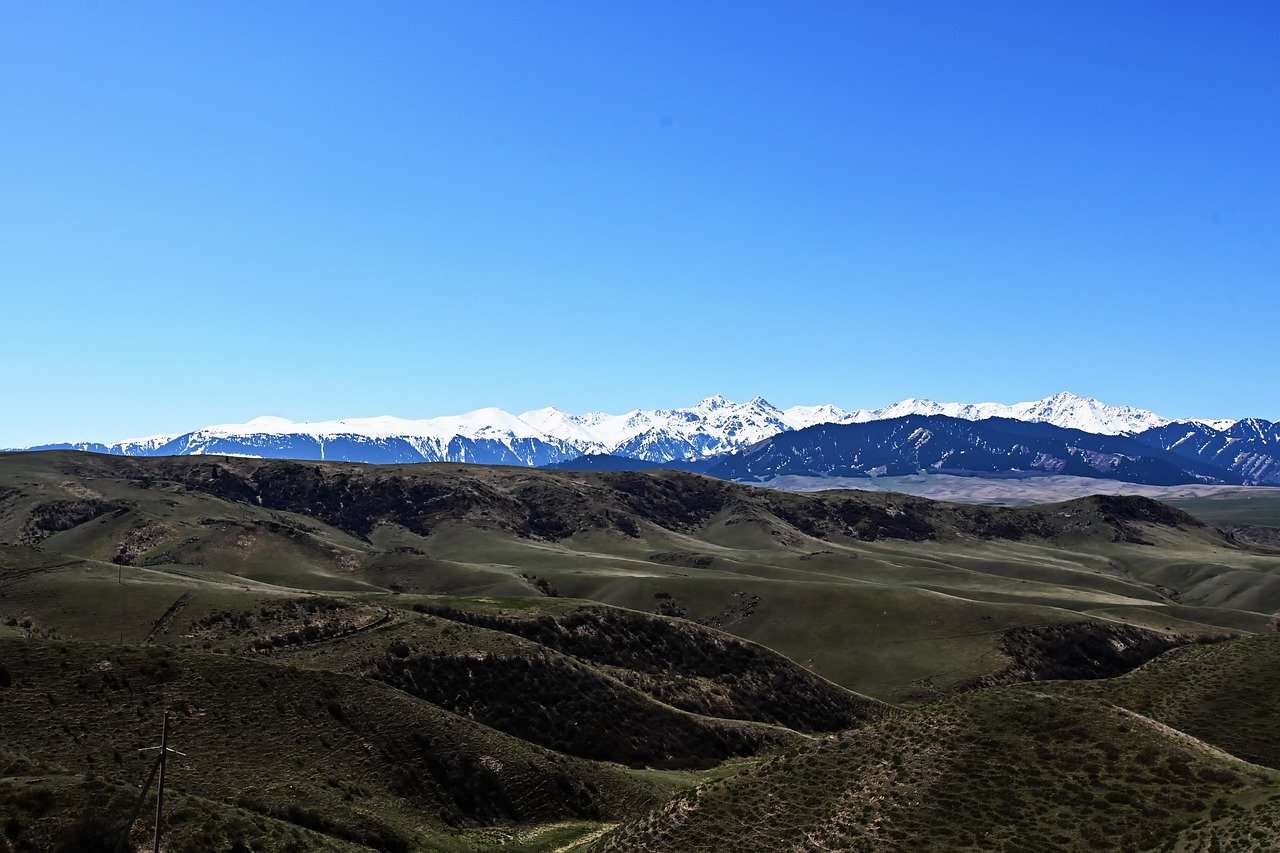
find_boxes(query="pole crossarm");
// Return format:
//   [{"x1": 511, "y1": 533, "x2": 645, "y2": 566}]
[{"x1": 121, "y1": 712, "x2": 189, "y2": 853}]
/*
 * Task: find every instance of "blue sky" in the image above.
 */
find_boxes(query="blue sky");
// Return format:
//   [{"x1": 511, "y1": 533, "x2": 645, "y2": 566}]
[{"x1": 2, "y1": 1, "x2": 1277, "y2": 445}]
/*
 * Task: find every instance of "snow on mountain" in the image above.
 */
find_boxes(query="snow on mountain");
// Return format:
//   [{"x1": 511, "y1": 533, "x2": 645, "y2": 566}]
[
  {"x1": 518, "y1": 407, "x2": 611, "y2": 454},
  {"x1": 195, "y1": 409, "x2": 551, "y2": 442},
  {"x1": 1192, "y1": 418, "x2": 1239, "y2": 432},
  {"x1": 25, "y1": 398, "x2": 792, "y2": 466},
  {"x1": 703, "y1": 415, "x2": 1245, "y2": 486},
  {"x1": 112, "y1": 433, "x2": 180, "y2": 454},
  {"x1": 21, "y1": 392, "x2": 1241, "y2": 467},
  {"x1": 524, "y1": 396, "x2": 791, "y2": 462},
  {"x1": 521, "y1": 407, "x2": 652, "y2": 452},
  {"x1": 783, "y1": 393, "x2": 1171, "y2": 435},
  {"x1": 1005, "y1": 392, "x2": 1171, "y2": 435},
  {"x1": 871, "y1": 398, "x2": 1008, "y2": 423},
  {"x1": 1132, "y1": 418, "x2": 1280, "y2": 485},
  {"x1": 157, "y1": 410, "x2": 584, "y2": 465},
  {"x1": 687, "y1": 395, "x2": 792, "y2": 449},
  {"x1": 26, "y1": 433, "x2": 180, "y2": 457},
  {"x1": 830, "y1": 392, "x2": 1172, "y2": 436},
  {"x1": 781, "y1": 404, "x2": 868, "y2": 430}
]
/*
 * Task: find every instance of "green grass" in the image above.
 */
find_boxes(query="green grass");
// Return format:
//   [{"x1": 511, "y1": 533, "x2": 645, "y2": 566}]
[
  {"x1": 592, "y1": 665, "x2": 1280, "y2": 852},
  {"x1": 0, "y1": 772, "x2": 374, "y2": 853},
  {"x1": 0, "y1": 638, "x2": 670, "y2": 850},
  {"x1": 1037, "y1": 634, "x2": 1280, "y2": 771},
  {"x1": 4, "y1": 451, "x2": 1280, "y2": 850},
  {"x1": 4, "y1": 452, "x2": 1279, "y2": 706},
  {"x1": 1173, "y1": 494, "x2": 1280, "y2": 527}
]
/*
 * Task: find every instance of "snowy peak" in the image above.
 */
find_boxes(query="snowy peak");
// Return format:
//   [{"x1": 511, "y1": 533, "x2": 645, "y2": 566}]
[
  {"x1": 1193, "y1": 418, "x2": 1239, "y2": 432},
  {"x1": 1008, "y1": 392, "x2": 1171, "y2": 435},
  {"x1": 21, "y1": 392, "x2": 1249, "y2": 467},
  {"x1": 521, "y1": 396, "x2": 790, "y2": 460},
  {"x1": 874, "y1": 398, "x2": 1004, "y2": 422},
  {"x1": 688, "y1": 396, "x2": 789, "y2": 443},
  {"x1": 704, "y1": 413, "x2": 1263, "y2": 485},
  {"x1": 517, "y1": 407, "x2": 609, "y2": 453},
  {"x1": 195, "y1": 410, "x2": 558, "y2": 443},
  {"x1": 693, "y1": 394, "x2": 734, "y2": 411},
  {"x1": 780, "y1": 404, "x2": 879, "y2": 430},
  {"x1": 848, "y1": 392, "x2": 1171, "y2": 436},
  {"x1": 113, "y1": 433, "x2": 180, "y2": 454}
]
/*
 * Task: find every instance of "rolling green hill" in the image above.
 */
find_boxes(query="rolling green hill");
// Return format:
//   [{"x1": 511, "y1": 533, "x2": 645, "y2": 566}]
[
  {"x1": 1037, "y1": 633, "x2": 1280, "y2": 771},
  {"x1": 594, "y1": 636, "x2": 1280, "y2": 851},
  {"x1": 3, "y1": 451, "x2": 1276, "y2": 703},
  {"x1": 590, "y1": 668, "x2": 1280, "y2": 852},
  {"x1": 2, "y1": 450, "x2": 1278, "y2": 850}
]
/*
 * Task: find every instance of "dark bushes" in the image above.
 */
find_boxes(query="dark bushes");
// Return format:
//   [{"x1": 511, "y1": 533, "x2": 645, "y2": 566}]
[
  {"x1": 21, "y1": 500, "x2": 128, "y2": 544},
  {"x1": 371, "y1": 650, "x2": 786, "y2": 769},
  {"x1": 412, "y1": 605, "x2": 883, "y2": 732}
]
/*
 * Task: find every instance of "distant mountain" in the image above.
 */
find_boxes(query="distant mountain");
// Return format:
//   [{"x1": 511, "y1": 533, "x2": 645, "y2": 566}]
[
  {"x1": 522, "y1": 395, "x2": 791, "y2": 462},
  {"x1": 703, "y1": 416, "x2": 1244, "y2": 487},
  {"x1": 40, "y1": 434, "x2": 177, "y2": 457},
  {"x1": 29, "y1": 396, "x2": 797, "y2": 467},
  {"x1": 29, "y1": 412, "x2": 583, "y2": 467},
  {"x1": 542, "y1": 454, "x2": 698, "y2": 472},
  {"x1": 779, "y1": 391, "x2": 1179, "y2": 436},
  {"x1": 18, "y1": 393, "x2": 1262, "y2": 478},
  {"x1": 1132, "y1": 418, "x2": 1280, "y2": 486}
]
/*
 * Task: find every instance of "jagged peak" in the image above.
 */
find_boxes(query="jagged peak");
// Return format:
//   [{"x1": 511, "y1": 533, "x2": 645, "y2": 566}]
[
  {"x1": 694, "y1": 394, "x2": 733, "y2": 409},
  {"x1": 28, "y1": 393, "x2": 1249, "y2": 464}
]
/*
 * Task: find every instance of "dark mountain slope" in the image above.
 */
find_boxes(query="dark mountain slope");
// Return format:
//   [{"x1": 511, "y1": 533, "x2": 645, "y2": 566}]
[
  {"x1": 703, "y1": 415, "x2": 1242, "y2": 485},
  {"x1": 1133, "y1": 418, "x2": 1280, "y2": 485},
  {"x1": 542, "y1": 454, "x2": 707, "y2": 472}
]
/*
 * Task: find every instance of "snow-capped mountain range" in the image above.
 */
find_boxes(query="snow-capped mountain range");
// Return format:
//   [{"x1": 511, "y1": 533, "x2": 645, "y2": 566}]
[
  {"x1": 775, "y1": 391, "x2": 1183, "y2": 435},
  {"x1": 701, "y1": 415, "x2": 1246, "y2": 486},
  {"x1": 22, "y1": 392, "x2": 1241, "y2": 468}
]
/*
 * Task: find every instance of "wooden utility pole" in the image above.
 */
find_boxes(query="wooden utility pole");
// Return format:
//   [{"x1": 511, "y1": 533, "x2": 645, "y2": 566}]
[
  {"x1": 129, "y1": 712, "x2": 186, "y2": 853},
  {"x1": 153, "y1": 713, "x2": 168, "y2": 853}
]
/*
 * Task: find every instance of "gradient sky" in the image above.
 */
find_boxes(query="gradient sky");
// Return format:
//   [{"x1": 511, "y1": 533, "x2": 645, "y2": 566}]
[{"x1": 2, "y1": 1, "x2": 1277, "y2": 446}]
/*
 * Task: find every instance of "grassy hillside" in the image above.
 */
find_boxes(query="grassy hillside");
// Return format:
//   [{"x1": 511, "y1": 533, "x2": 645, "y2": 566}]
[
  {"x1": 409, "y1": 605, "x2": 885, "y2": 732},
  {"x1": 3, "y1": 451, "x2": 1279, "y2": 850},
  {"x1": 1038, "y1": 634, "x2": 1280, "y2": 771},
  {"x1": 3, "y1": 451, "x2": 1276, "y2": 705},
  {"x1": 1173, "y1": 493, "x2": 1280, "y2": 527},
  {"x1": 0, "y1": 766, "x2": 373, "y2": 853},
  {"x1": 591, "y1": 646, "x2": 1280, "y2": 852},
  {"x1": 0, "y1": 637, "x2": 671, "y2": 851}
]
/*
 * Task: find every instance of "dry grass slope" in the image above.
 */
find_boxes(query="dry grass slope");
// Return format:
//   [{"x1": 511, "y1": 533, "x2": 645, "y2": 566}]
[
  {"x1": 591, "y1": 676, "x2": 1280, "y2": 852},
  {"x1": 0, "y1": 638, "x2": 665, "y2": 851}
]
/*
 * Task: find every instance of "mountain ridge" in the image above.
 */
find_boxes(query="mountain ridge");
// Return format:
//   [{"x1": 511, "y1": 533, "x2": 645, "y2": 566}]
[
  {"x1": 18, "y1": 391, "x2": 1251, "y2": 468},
  {"x1": 701, "y1": 415, "x2": 1258, "y2": 486},
  {"x1": 706, "y1": 412, "x2": 1280, "y2": 484},
  {"x1": 544, "y1": 414, "x2": 1280, "y2": 487}
]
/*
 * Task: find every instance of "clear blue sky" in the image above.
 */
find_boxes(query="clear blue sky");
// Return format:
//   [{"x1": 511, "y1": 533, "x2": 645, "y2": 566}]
[{"x1": 2, "y1": 1, "x2": 1277, "y2": 445}]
